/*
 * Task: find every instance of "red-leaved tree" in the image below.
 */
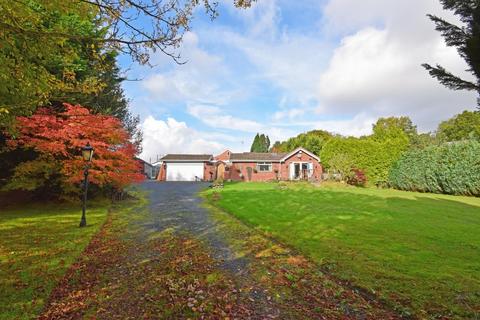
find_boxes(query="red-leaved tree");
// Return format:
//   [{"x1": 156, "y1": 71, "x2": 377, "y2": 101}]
[{"x1": 5, "y1": 103, "x2": 144, "y2": 197}]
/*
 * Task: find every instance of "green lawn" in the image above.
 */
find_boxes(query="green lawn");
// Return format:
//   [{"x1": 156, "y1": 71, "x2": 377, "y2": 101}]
[
  {"x1": 0, "y1": 202, "x2": 109, "y2": 320},
  {"x1": 204, "y1": 182, "x2": 480, "y2": 318}
]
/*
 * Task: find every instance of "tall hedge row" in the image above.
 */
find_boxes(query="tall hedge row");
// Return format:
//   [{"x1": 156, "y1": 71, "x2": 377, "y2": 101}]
[
  {"x1": 389, "y1": 141, "x2": 480, "y2": 196},
  {"x1": 321, "y1": 135, "x2": 409, "y2": 184}
]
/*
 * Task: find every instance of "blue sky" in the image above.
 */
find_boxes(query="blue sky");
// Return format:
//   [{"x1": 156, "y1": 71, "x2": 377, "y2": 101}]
[{"x1": 119, "y1": 0, "x2": 478, "y2": 162}]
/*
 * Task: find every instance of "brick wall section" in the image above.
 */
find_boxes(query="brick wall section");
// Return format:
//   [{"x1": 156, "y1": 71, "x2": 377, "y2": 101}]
[
  {"x1": 204, "y1": 162, "x2": 215, "y2": 181},
  {"x1": 227, "y1": 162, "x2": 281, "y2": 182},
  {"x1": 214, "y1": 150, "x2": 231, "y2": 161},
  {"x1": 157, "y1": 163, "x2": 166, "y2": 181}
]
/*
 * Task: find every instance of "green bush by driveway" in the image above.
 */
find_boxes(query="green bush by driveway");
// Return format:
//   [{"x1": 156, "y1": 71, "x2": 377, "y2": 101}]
[{"x1": 205, "y1": 182, "x2": 480, "y2": 318}]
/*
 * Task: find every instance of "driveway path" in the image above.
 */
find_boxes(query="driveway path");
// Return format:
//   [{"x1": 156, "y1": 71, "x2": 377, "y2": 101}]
[
  {"x1": 40, "y1": 181, "x2": 401, "y2": 319},
  {"x1": 140, "y1": 181, "x2": 250, "y2": 275}
]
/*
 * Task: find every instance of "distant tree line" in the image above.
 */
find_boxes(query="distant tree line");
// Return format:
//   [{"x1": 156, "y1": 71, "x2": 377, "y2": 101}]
[{"x1": 271, "y1": 111, "x2": 480, "y2": 195}]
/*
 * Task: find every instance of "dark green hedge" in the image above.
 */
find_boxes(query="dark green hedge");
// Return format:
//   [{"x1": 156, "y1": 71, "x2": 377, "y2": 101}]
[{"x1": 389, "y1": 141, "x2": 480, "y2": 196}]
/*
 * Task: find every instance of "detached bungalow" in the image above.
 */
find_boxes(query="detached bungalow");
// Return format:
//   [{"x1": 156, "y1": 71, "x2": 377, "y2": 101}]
[{"x1": 157, "y1": 147, "x2": 322, "y2": 182}]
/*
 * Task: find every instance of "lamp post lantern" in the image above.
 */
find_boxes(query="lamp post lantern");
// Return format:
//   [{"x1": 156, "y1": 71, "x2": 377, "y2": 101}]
[{"x1": 80, "y1": 142, "x2": 94, "y2": 228}]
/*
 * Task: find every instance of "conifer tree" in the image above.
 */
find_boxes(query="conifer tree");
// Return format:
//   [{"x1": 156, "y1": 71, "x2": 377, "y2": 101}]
[
  {"x1": 250, "y1": 133, "x2": 271, "y2": 152},
  {"x1": 250, "y1": 133, "x2": 260, "y2": 152},
  {"x1": 423, "y1": 0, "x2": 480, "y2": 107}
]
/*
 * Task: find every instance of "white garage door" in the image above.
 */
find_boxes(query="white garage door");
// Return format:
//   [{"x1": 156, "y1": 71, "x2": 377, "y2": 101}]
[{"x1": 166, "y1": 162, "x2": 204, "y2": 181}]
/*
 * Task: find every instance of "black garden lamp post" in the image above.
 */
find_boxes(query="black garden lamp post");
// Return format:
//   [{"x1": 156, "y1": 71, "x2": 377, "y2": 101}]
[{"x1": 79, "y1": 142, "x2": 94, "y2": 227}]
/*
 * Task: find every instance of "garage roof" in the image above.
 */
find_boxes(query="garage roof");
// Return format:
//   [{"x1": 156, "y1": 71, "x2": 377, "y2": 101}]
[{"x1": 160, "y1": 154, "x2": 213, "y2": 162}]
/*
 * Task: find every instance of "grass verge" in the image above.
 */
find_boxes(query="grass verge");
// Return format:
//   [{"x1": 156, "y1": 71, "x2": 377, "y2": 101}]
[{"x1": 0, "y1": 201, "x2": 109, "y2": 320}]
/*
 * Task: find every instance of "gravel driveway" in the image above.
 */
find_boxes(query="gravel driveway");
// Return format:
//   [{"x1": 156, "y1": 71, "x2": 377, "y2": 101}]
[{"x1": 140, "y1": 181, "x2": 249, "y2": 275}]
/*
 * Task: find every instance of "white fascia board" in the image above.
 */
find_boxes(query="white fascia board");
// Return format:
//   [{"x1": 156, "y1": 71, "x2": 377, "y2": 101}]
[{"x1": 280, "y1": 147, "x2": 320, "y2": 162}]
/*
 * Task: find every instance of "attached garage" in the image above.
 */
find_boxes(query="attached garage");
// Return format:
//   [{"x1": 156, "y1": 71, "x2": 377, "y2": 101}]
[
  {"x1": 158, "y1": 154, "x2": 213, "y2": 182},
  {"x1": 166, "y1": 162, "x2": 204, "y2": 181}
]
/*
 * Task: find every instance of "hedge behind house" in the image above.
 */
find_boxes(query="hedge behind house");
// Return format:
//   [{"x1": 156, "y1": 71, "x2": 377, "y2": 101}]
[
  {"x1": 321, "y1": 135, "x2": 409, "y2": 184},
  {"x1": 389, "y1": 141, "x2": 480, "y2": 196}
]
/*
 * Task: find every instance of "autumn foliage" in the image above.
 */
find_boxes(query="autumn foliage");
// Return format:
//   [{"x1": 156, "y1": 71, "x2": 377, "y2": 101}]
[{"x1": 5, "y1": 104, "x2": 144, "y2": 196}]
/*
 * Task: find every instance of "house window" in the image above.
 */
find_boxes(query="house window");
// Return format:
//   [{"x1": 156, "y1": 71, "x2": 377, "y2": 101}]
[{"x1": 257, "y1": 162, "x2": 272, "y2": 172}]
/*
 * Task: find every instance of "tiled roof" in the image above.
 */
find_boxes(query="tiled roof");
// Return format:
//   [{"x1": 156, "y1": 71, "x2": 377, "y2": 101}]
[
  {"x1": 230, "y1": 152, "x2": 287, "y2": 162},
  {"x1": 159, "y1": 154, "x2": 213, "y2": 161}
]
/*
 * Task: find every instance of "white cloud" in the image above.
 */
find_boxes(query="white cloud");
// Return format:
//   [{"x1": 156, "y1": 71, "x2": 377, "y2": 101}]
[
  {"x1": 187, "y1": 104, "x2": 264, "y2": 132},
  {"x1": 316, "y1": 0, "x2": 478, "y2": 132},
  {"x1": 273, "y1": 108, "x2": 306, "y2": 121},
  {"x1": 222, "y1": 0, "x2": 280, "y2": 38},
  {"x1": 187, "y1": 104, "x2": 303, "y2": 145},
  {"x1": 142, "y1": 32, "x2": 236, "y2": 106},
  {"x1": 313, "y1": 114, "x2": 376, "y2": 137},
  {"x1": 139, "y1": 116, "x2": 225, "y2": 161},
  {"x1": 220, "y1": 30, "x2": 329, "y2": 107},
  {"x1": 322, "y1": 0, "x2": 458, "y2": 38}
]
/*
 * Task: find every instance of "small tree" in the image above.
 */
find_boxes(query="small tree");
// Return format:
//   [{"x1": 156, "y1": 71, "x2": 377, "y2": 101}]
[
  {"x1": 250, "y1": 133, "x2": 260, "y2": 152},
  {"x1": 4, "y1": 103, "x2": 144, "y2": 199}
]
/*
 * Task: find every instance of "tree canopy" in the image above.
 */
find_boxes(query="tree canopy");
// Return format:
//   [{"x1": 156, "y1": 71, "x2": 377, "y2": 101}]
[
  {"x1": 0, "y1": 0, "x2": 255, "y2": 129},
  {"x1": 437, "y1": 110, "x2": 480, "y2": 141},
  {"x1": 271, "y1": 130, "x2": 333, "y2": 155},
  {"x1": 423, "y1": 0, "x2": 480, "y2": 106},
  {"x1": 3, "y1": 104, "x2": 144, "y2": 199}
]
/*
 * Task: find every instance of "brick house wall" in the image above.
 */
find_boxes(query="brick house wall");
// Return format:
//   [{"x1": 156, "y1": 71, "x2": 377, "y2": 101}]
[
  {"x1": 227, "y1": 162, "x2": 282, "y2": 182},
  {"x1": 214, "y1": 150, "x2": 231, "y2": 162},
  {"x1": 226, "y1": 150, "x2": 322, "y2": 182},
  {"x1": 279, "y1": 151, "x2": 322, "y2": 180},
  {"x1": 204, "y1": 162, "x2": 215, "y2": 181}
]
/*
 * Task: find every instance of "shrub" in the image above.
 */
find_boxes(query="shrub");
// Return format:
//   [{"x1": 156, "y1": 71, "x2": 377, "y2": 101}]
[
  {"x1": 327, "y1": 153, "x2": 355, "y2": 181},
  {"x1": 347, "y1": 169, "x2": 367, "y2": 187},
  {"x1": 389, "y1": 141, "x2": 480, "y2": 196}
]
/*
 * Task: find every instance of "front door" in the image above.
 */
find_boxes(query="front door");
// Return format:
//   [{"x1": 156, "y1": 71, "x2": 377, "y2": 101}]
[
  {"x1": 216, "y1": 163, "x2": 225, "y2": 180},
  {"x1": 301, "y1": 163, "x2": 309, "y2": 180},
  {"x1": 294, "y1": 163, "x2": 300, "y2": 179},
  {"x1": 290, "y1": 162, "x2": 312, "y2": 180}
]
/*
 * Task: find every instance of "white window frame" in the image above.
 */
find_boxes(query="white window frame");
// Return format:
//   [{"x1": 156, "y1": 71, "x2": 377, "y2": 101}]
[
  {"x1": 289, "y1": 162, "x2": 314, "y2": 180},
  {"x1": 257, "y1": 162, "x2": 272, "y2": 172}
]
